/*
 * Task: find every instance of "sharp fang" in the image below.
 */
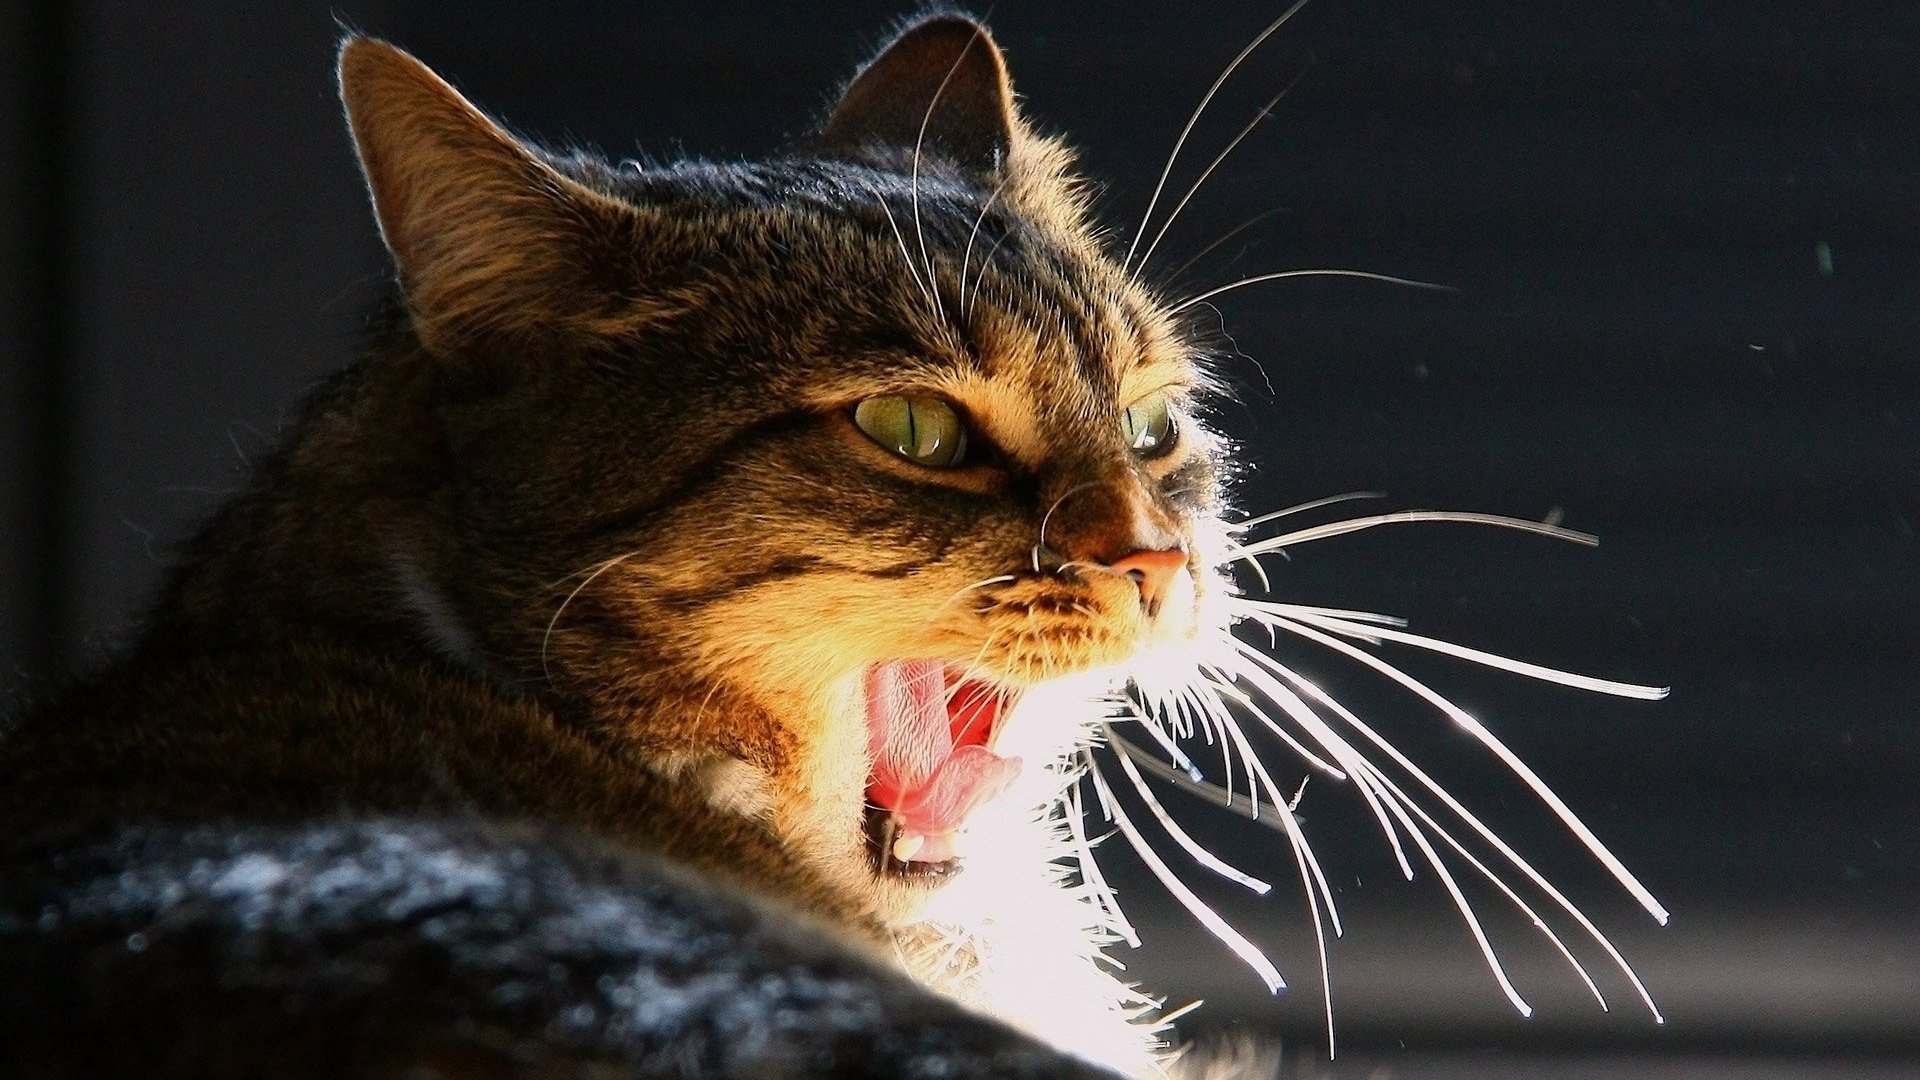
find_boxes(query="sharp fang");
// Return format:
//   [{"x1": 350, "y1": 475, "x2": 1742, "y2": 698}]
[{"x1": 893, "y1": 832, "x2": 927, "y2": 862}]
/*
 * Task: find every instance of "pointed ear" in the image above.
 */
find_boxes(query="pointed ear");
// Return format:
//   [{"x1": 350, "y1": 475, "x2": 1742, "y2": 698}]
[
  {"x1": 338, "y1": 37, "x2": 634, "y2": 350},
  {"x1": 814, "y1": 14, "x2": 1016, "y2": 173}
]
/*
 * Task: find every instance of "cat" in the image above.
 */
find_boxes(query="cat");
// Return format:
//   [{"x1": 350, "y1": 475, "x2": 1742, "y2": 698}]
[
  {"x1": 0, "y1": 9, "x2": 1668, "y2": 1079},
  {"x1": 0, "y1": 11, "x2": 1221, "y2": 1078}
]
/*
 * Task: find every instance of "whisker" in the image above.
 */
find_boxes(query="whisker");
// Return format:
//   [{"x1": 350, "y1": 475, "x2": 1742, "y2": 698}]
[
  {"x1": 1036, "y1": 481, "x2": 1100, "y2": 570},
  {"x1": 1174, "y1": 269, "x2": 1455, "y2": 314},
  {"x1": 967, "y1": 225, "x2": 1014, "y2": 314},
  {"x1": 1218, "y1": 532, "x2": 1273, "y2": 593},
  {"x1": 1147, "y1": 673, "x2": 1344, "y2": 1048},
  {"x1": 958, "y1": 177, "x2": 1011, "y2": 319},
  {"x1": 1250, "y1": 603, "x2": 1669, "y2": 700},
  {"x1": 1215, "y1": 646, "x2": 1412, "y2": 879},
  {"x1": 910, "y1": 28, "x2": 988, "y2": 326},
  {"x1": 929, "y1": 573, "x2": 1017, "y2": 618},
  {"x1": 1159, "y1": 205, "x2": 1288, "y2": 288},
  {"x1": 1125, "y1": 0, "x2": 1317, "y2": 276},
  {"x1": 1172, "y1": 680, "x2": 1236, "y2": 801},
  {"x1": 1252, "y1": 603, "x2": 1407, "y2": 629},
  {"x1": 1228, "y1": 491, "x2": 1384, "y2": 533},
  {"x1": 1215, "y1": 650, "x2": 1404, "y2": 850},
  {"x1": 1067, "y1": 758, "x2": 1140, "y2": 947},
  {"x1": 1364, "y1": 754, "x2": 1611, "y2": 1011},
  {"x1": 1199, "y1": 660, "x2": 1345, "y2": 779},
  {"x1": 540, "y1": 550, "x2": 643, "y2": 684},
  {"x1": 1243, "y1": 509, "x2": 1598, "y2": 553},
  {"x1": 1088, "y1": 757, "x2": 1286, "y2": 991},
  {"x1": 1108, "y1": 729, "x2": 1273, "y2": 894},
  {"x1": 1135, "y1": 67, "x2": 1309, "y2": 276},
  {"x1": 1107, "y1": 726, "x2": 1283, "y2": 823},
  {"x1": 1253, "y1": 637, "x2": 1658, "y2": 1018},
  {"x1": 1213, "y1": 636, "x2": 1535, "y2": 1019},
  {"x1": 864, "y1": 182, "x2": 939, "y2": 314},
  {"x1": 1259, "y1": 610, "x2": 1672, "y2": 933},
  {"x1": 1124, "y1": 701, "x2": 1204, "y2": 779}
]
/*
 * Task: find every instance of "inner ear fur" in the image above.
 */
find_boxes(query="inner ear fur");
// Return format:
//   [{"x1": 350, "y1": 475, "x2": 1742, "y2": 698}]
[
  {"x1": 338, "y1": 37, "x2": 639, "y2": 350},
  {"x1": 814, "y1": 14, "x2": 1094, "y2": 238},
  {"x1": 814, "y1": 14, "x2": 1018, "y2": 173}
]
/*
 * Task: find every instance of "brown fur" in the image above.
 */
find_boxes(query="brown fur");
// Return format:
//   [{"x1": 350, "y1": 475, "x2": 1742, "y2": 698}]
[{"x1": 0, "y1": 13, "x2": 1225, "y2": 1056}]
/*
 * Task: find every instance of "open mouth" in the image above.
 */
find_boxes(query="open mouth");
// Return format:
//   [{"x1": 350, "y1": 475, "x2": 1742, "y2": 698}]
[{"x1": 863, "y1": 661, "x2": 1023, "y2": 882}]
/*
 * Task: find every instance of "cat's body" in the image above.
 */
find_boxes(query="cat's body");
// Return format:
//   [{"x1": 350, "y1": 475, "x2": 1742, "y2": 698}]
[
  {"x1": 2, "y1": 13, "x2": 1228, "y2": 1078},
  {"x1": 0, "y1": 8, "x2": 1676, "y2": 1075},
  {"x1": 1, "y1": 820, "x2": 1121, "y2": 1079}
]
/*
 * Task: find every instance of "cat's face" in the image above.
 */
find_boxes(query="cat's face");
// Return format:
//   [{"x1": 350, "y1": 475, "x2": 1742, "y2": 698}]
[{"x1": 341, "y1": 17, "x2": 1231, "y2": 915}]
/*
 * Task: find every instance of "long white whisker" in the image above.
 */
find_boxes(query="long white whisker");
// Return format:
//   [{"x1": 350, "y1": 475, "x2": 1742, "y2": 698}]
[
  {"x1": 865, "y1": 183, "x2": 938, "y2": 313},
  {"x1": 1218, "y1": 532, "x2": 1273, "y2": 593},
  {"x1": 1123, "y1": 700, "x2": 1204, "y2": 779},
  {"x1": 1199, "y1": 662, "x2": 1345, "y2": 778},
  {"x1": 1355, "y1": 753, "x2": 1535, "y2": 1015},
  {"x1": 1244, "y1": 510, "x2": 1599, "y2": 552},
  {"x1": 1108, "y1": 730, "x2": 1273, "y2": 894},
  {"x1": 1174, "y1": 268, "x2": 1455, "y2": 313},
  {"x1": 1181, "y1": 668, "x2": 1343, "y2": 1049},
  {"x1": 1261, "y1": 641, "x2": 1654, "y2": 1017},
  {"x1": 1255, "y1": 603, "x2": 1407, "y2": 628},
  {"x1": 1066, "y1": 764, "x2": 1139, "y2": 947},
  {"x1": 1136, "y1": 68, "x2": 1308, "y2": 275},
  {"x1": 1160, "y1": 205, "x2": 1288, "y2": 287},
  {"x1": 1125, "y1": 0, "x2": 1316, "y2": 275},
  {"x1": 1292, "y1": 796, "x2": 1338, "y2": 1057},
  {"x1": 1363, "y1": 753, "x2": 1610, "y2": 1010},
  {"x1": 1255, "y1": 604, "x2": 1670, "y2": 700},
  {"x1": 1088, "y1": 758, "x2": 1286, "y2": 992},
  {"x1": 1226, "y1": 636, "x2": 1614, "y2": 1011},
  {"x1": 1166, "y1": 678, "x2": 1205, "y2": 744},
  {"x1": 1260, "y1": 611, "x2": 1672, "y2": 932},
  {"x1": 1229, "y1": 491, "x2": 1385, "y2": 533},
  {"x1": 1211, "y1": 697, "x2": 1344, "y2": 938},
  {"x1": 1107, "y1": 726, "x2": 1290, "y2": 827},
  {"x1": 1216, "y1": 643, "x2": 1409, "y2": 877},
  {"x1": 1181, "y1": 680, "x2": 1242, "y2": 804},
  {"x1": 1223, "y1": 633, "x2": 1536, "y2": 1017},
  {"x1": 958, "y1": 178, "x2": 1010, "y2": 318},
  {"x1": 910, "y1": 30, "x2": 983, "y2": 326}
]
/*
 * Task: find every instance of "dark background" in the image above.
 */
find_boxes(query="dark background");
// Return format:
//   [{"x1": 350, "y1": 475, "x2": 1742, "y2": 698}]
[{"x1": 4, "y1": 1, "x2": 1916, "y2": 1075}]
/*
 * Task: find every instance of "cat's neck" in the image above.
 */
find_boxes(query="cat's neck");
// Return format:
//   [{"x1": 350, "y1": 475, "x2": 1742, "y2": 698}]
[{"x1": 149, "y1": 333, "x2": 458, "y2": 663}]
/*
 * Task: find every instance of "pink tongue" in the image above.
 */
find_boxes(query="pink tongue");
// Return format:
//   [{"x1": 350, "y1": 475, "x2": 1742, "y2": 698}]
[{"x1": 866, "y1": 661, "x2": 1022, "y2": 838}]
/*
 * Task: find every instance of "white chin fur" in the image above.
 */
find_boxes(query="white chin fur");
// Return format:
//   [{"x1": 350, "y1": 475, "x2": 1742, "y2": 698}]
[{"x1": 898, "y1": 672, "x2": 1167, "y2": 1078}]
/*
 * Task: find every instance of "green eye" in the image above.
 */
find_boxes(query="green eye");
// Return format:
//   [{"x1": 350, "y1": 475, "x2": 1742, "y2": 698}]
[
  {"x1": 1121, "y1": 394, "x2": 1177, "y2": 457},
  {"x1": 853, "y1": 395, "x2": 969, "y2": 468}
]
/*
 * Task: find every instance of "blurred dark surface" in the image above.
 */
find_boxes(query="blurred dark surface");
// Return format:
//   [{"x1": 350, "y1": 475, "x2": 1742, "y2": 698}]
[{"x1": 3, "y1": 1, "x2": 1916, "y2": 1074}]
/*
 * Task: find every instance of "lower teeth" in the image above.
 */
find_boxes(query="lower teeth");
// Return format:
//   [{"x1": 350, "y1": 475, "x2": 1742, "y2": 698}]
[{"x1": 891, "y1": 832, "x2": 926, "y2": 862}]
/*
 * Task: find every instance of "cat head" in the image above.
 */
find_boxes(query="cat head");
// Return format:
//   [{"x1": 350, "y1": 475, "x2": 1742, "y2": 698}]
[{"x1": 339, "y1": 14, "x2": 1235, "y2": 915}]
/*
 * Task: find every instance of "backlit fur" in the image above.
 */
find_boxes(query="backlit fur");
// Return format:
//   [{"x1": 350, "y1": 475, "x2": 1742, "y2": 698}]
[{"x1": 0, "y1": 15, "x2": 1236, "y2": 1077}]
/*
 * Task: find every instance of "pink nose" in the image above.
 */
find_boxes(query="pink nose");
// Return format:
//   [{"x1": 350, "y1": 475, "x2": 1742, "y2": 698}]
[{"x1": 1108, "y1": 548, "x2": 1187, "y2": 612}]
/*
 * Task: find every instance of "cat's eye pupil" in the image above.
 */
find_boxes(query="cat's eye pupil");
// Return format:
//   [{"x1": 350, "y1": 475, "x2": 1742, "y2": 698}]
[
  {"x1": 1122, "y1": 395, "x2": 1176, "y2": 457},
  {"x1": 854, "y1": 395, "x2": 968, "y2": 469}
]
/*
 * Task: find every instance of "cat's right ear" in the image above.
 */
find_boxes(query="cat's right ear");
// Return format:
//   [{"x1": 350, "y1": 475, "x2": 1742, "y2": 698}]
[
  {"x1": 338, "y1": 38, "x2": 635, "y2": 351},
  {"x1": 813, "y1": 15, "x2": 1017, "y2": 173}
]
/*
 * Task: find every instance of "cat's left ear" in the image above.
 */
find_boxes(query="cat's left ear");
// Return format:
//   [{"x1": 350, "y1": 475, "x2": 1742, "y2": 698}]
[
  {"x1": 814, "y1": 14, "x2": 1017, "y2": 173},
  {"x1": 339, "y1": 37, "x2": 641, "y2": 352}
]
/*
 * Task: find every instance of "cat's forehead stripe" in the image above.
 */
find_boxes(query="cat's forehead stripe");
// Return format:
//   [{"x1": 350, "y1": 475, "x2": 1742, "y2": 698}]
[{"x1": 968, "y1": 252, "x2": 1143, "y2": 396}]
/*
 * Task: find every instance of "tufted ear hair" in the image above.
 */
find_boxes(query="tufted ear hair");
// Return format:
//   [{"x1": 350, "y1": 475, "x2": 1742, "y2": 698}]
[
  {"x1": 813, "y1": 14, "x2": 1016, "y2": 174},
  {"x1": 338, "y1": 37, "x2": 643, "y2": 351}
]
